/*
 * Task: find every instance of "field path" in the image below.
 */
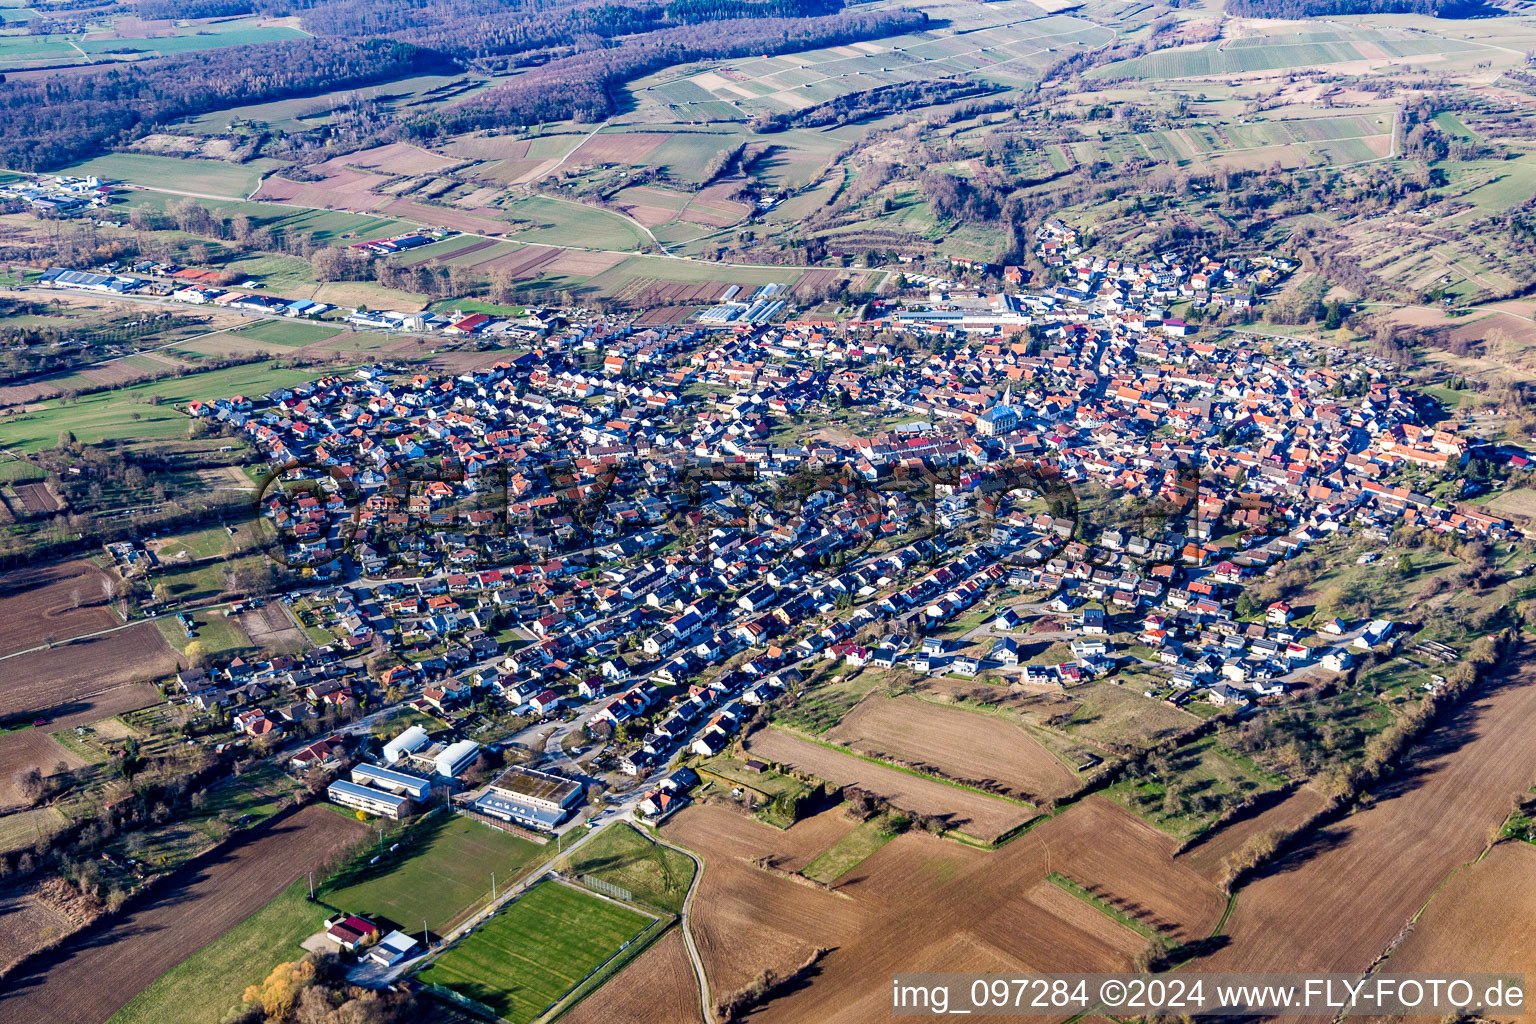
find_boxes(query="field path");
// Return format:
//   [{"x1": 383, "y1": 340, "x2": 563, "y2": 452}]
[
  {"x1": 0, "y1": 804, "x2": 364, "y2": 1024},
  {"x1": 1203, "y1": 649, "x2": 1536, "y2": 978},
  {"x1": 659, "y1": 837, "x2": 715, "y2": 1024}
]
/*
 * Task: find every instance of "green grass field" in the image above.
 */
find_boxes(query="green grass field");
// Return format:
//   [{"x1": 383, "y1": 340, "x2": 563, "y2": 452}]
[
  {"x1": 503, "y1": 195, "x2": 648, "y2": 251},
  {"x1": 107, "y1": 879, "x2": 330, "y2": 1024},
  {"x1": 414, "y1": 880, "x2": 653, "y2": 1024},
  {"x1": 1105, "y1": 735, "x2": 1284, "y2": 841},
  {"x1": 0, "y1": 806, "x2": 66, "y2": 855},
  {"x1": 558, "y1": 823, "x2": 695, "y2": 914},
  {"x1": 0, "y1": 362, "x2": 326, "y2": 452},
  {"x1": 155, "y1": 611, "x2": 252, "y2": 656},
  {"x1": 801, "y1": 816, "x2": 895, "y2": 884},
  {"x1": 75, "y1": 22, "x2": 309, "y2": 59},
  {"x1": 0, "y1": 459, "x2": 45, "y2": 482},
  {"x1": 321, "y1": 813, "x2": 546, "y2": 933},
  {"x1": 229, "y1": 320, "x2": 344, "y2": 347},
  {"x1": 52, "y1": 153, "x2": 285, "y2": 198}
]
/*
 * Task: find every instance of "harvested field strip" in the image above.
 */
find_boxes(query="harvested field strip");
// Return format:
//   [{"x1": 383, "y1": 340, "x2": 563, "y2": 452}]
[
  {"x1": 415, "y1": 238, "x2": 496, "y2": 265},
  {"x1": 826, "y1": 692, "x2": 1078, "y2": 802},
  {"x1": 1046, "y1": 872, "x2": 1160, "y2": 939},
  {"x1": 1204, "y1": 649, "x2": 1536, "y2": 974},
  {"x1": 745, "y1": 727, "x2": 1036, "y2": 843},
  {"x1": 475, "y1": 245, "x2": 562, "y2": 277},
  {"x1": 801, "y1": 817, "x2": 894, "y2": 884},
  {"x1": 561, "y1": 926, "x2": 703, "y2": 1024},
  {"x1": 0, "y1": 804, "x2": 365, "y2": 1024}
]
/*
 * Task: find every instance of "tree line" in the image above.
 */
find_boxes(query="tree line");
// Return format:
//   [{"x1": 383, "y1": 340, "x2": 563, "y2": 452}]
[{"x1": 407, "y1": 8, "x2": 927, "y2": 133}]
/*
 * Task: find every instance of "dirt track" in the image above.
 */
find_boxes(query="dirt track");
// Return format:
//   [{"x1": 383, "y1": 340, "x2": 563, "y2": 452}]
[
  {"x1": 1205, "y1": 654, "x2": 1536, "y2": 976},
  {"x1": 0, "y1": 804, "x2": 364, "y2": 1024}
]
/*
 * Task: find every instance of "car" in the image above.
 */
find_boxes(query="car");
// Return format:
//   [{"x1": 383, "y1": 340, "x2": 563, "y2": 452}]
[{"x1": 32, "y1": 716, "x2": 47, "y2": 728}]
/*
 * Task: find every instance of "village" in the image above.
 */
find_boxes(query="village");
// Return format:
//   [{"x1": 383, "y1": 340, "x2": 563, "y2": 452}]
[
  {"x1": 6, "y1": 212, "x2": 1532, "y2": 1024},
  {"x1": 122, "y1": 219, "x2": 1518, "y2": 845}
]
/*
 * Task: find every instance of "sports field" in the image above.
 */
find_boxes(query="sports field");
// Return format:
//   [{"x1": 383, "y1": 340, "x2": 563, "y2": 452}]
[
  {"x1": 320, "y1": 812, "x2": 546, "y2": 933},
  {"x1": 228, "y1": 320, "x2": 344, "y2": 347},
  {"x1": 414, "y1": 879, "x2": 653, "y2": 1024}
]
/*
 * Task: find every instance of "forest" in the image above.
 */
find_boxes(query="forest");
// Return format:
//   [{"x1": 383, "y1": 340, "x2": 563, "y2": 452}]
[
  {"x1": 1224, "y1": 0, "x2": 1460, "y2": 16},
  {"x1": 0, "y1": 39, "x2": 435, "y2": 170},
  {"x1": 0, "y1": 0, "x2": 910, "y2": 168}
]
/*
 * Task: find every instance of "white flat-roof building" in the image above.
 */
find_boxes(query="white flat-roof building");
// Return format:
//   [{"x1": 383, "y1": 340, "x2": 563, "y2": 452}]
[
  {"x1": 383, "y1": 725, "x2": 430, "y2": 764},
  {"x1": 435, "y1": 739, "x2": 479, "y2": 779},
  {"x1": 367, "y1": 930, "x2": 421, "y2": 967},
  {"x1": 469, "y1": 765, "x2": 582, "y2": 832}
]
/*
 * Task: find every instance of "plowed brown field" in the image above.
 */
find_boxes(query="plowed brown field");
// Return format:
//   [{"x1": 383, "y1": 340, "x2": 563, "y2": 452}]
[
  {"x1": 0, "y1": 559, "x2": 120, "y2": 657},
  {"x1": 1203, "y1": 653, "x2": 1536, "y2": 976},
  {"x1": 1367, "y1": 840, "x2": 1536, "y2": 1011},
  {"x1": 0, "y1": 804, "x2": 365, "y2": 1024},
  {"x1": 564, "y1": 927, "x2": 703, "y2": 1024},
  {"x1": 661, "y1": 797, "x2": 1226, "y2": 1024},
  {"x1": 827, "y1": 694, "x2": 1078, "y2": 803},
  {"x1": 0, "y1": 729, "x2": 86, "y2": 809},
  {"x1": 0, "y1": 623, "x2": 176, "y2": 721},
  {"x1": 745, "y1": 728, "x2": 1036, "y2": 841}
]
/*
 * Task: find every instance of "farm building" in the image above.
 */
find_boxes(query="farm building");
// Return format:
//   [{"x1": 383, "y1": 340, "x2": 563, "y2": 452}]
[
  {"x1": 325, "y1": 914, "x2": 380, "y2": 951},
  {"x1": 367, "y1": 930, "x2": 421, "y2": 967}
]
